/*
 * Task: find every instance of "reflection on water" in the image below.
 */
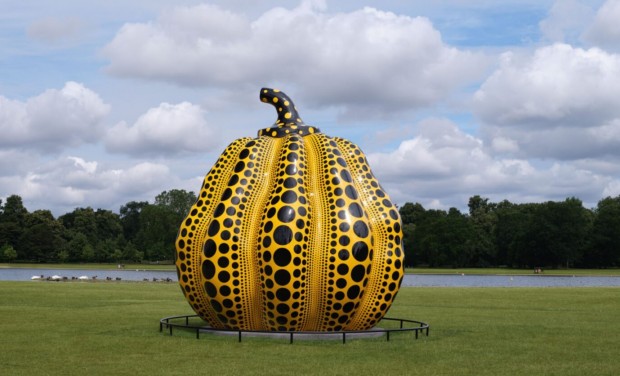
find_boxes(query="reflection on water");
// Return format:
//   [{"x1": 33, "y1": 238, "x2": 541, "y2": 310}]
[{"x1": 1, "y1": 268, "x2": 619, "y2": 287}]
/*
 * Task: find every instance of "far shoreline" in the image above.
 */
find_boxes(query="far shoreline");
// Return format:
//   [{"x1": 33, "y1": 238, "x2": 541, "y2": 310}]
[{"x1": 2, "y1": 263, "x2": 619, "y2": 277}]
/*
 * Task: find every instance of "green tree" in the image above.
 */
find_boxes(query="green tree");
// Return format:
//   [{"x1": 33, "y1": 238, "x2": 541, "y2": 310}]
[
  {"x1": 1, "y1": 244, "x2": 17, "y2": 262},
  {"x1": 412, "y1": 209, "x2": 448, "y2": 267},
  {"x1": 0, "y1": 195, "x2": 29, "y2": 255},
  {"x1": 135, "y1": 204, "x2": 178, "y2": 261},
  {"x1": 122, "y1": 241, "x2": 142, "y2": 262},
  {"x1": 154, "y1": 189, "x2": 197, "y2": 218},
  {"x1": 522, "y1": 199, "x2": 590, "y2": 268},
  {"x1": 468, "y1": 196, "x2": 497, "y2": 267},
  {"x1": 132, "y1": 190, "x2": 196, "y2": 261},
  {"x1": 59, "y1": 208, "x2": 98, "y2": 245},
  {"x1": 57, "y1": 249, "x2": 70, "y2": 263},
  {"x1": 442, "y1": 207, "x2": 475, "y2": 267},
  {"x1": 119, "y1": 201, "x2": 149, "y2": 241},
  {"x1": 494, "y1": 202, "x2": 536, "y2": 267},
  {"x1": 19, "y1": 210, "x2": 65, "y2": 262},
  {"x1": 65, "y1": 231, "x2": 91, "y2": 262},
  {"x1": 399, "y1": 202, "x2": 426, "y2": 225},
  {"x1": 1, "y1": 194, "x2": 28, "y2": 225},
  {"x1": 81, "y1": 243, "x2": 95, "y2": 261},
  {"x1": 587, "y1": 196, "x2": 620, "y2": 267},
  {"x1": 399, "y1": 202, "x2": 426, "y2": 267}
]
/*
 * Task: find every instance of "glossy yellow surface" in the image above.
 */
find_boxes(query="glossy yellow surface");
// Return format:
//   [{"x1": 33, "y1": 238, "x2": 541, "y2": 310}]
[{"x1": 175, "y1": 89, "x2": 403, "y2": 331}]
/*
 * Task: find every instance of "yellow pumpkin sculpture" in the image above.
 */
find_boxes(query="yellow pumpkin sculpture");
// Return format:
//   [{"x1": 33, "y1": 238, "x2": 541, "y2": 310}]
[{"x1": 175, "y1": 88, "x2": 404, "y2": 331}]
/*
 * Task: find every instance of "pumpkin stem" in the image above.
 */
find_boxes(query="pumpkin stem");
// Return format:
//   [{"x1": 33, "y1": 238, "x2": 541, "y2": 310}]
[{"x1": 260, "y1": 88, "x2": 304, "y2": 127}]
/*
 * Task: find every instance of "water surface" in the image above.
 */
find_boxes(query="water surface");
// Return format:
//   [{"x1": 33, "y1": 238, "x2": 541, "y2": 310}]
[{"x1": 2, "y1": 268, "x2": 619, "y2": 287}]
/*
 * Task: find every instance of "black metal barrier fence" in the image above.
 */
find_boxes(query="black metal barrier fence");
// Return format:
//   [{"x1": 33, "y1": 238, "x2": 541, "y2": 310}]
[{"x1": 159, "y1": 315, "x2": 430, "y2": 344}]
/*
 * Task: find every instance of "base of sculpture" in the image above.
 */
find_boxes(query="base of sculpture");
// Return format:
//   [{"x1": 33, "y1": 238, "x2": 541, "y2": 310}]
[{"x1": 159, "y1": 315, "x2": 429, "y2": 344}]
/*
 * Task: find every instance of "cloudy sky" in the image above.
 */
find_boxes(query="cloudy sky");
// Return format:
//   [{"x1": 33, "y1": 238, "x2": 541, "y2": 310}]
[{"x1": 2, "y1": 0, "x2": 620, "y2": 216}]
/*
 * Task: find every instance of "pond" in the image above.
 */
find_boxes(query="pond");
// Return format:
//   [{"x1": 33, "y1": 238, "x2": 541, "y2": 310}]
[
  {"x1": 1, "y1": 268, "x2": 619, "y2": 287},
  {"x1": 0, "y1": 268, "x2": 177, "y2": 282}
]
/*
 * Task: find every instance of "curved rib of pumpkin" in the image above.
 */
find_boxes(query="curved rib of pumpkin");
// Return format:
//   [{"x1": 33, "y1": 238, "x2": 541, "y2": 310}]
[
  {"x1": 176, "y1": 137, "x2": 252, "y2": 328},
  {"x1": 301, "y1": 133, "x2": 327, "y2": 330},
  {"x1": 306, "y1": 133, "x2": 373, "y2": 331},
  {"x1": 334, "y1": 137, "x2": 404, "y2": 330},
  {"x1": 198, "y1": 136, "x2": 283, "y2": 330},
  {"x1": 256, "y1": 134, "x2": 311, "y2": 331}
]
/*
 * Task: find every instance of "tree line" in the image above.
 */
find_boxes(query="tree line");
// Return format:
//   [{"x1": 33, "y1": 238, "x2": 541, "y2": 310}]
[
  {"x1": 1, "y1": 191, "x2": 619, "y2": 268},
  {"x1": 0, "y1": 190, "x2": 196, "y2": 263},
  {"x1": 400, "y1": 195, "x2": 620, "y2": 269}
]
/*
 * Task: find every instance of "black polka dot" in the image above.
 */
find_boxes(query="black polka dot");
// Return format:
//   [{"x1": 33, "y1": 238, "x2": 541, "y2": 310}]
[
  {"x1": 273, "y1": 225, "x2": 293, "y2": 245},
  {"x1": 221, "y1": 188, "x2": 232, "y2": 201},
  {"x1": 210, "y1": 299, "x2": 223, "y2": 313},
  {"x1": 347, "y1": 285, "x2": 360, "y2": 299},
  {"x1": 213, "y1": 203, "x2": 225, "y2": 217},
  {"x1": 282, "y1": 191, "x2": 297, "y2": 204},
  {"x1": 276, "y1": 288, "x2": 291, "y2": 301},
  {"x1": 351, "y1": 265, "x2": 365, "y2": 282},
  {"x1": 208, "y1": 220, "x2": 220, "y2": 236},
  {"x1": 204, "y1": 281, "x2": 217, "y2": 298},
  {"x1": 345, "y1": 185, "x2": 358, "y2": 200},
  {"x1": 287, "y1": 152, "x2": 299, "y2": 162},
  {"x1": 277, "y1": 206, "x2": 296, "y2": 223},
  {"x1": 202, "y1": 260, "x2": 216, "y2": 279},
  {"x1": 219, "y1": 285, "x2": 231, "y2": 296},
  {"x1": 352, "y1": 242, "x2": 369, "y2": 261},
  {"x1": 348, "y1": 203, "x2": 363, "y2": 218},
  {"x1": 217, "y1": 256, "x2": 229, "y2": 267},
  {"x1": 218, "y1": 270, "x2": 230, "y2": 283},
  {"x1": 285, "y1": 164, "x2": 297, "y2": 175},
  {"x1": 234, "y1": 161, "x2": 245, "y2": 173},
  {"x1": 239, "y1": 148, "x2": 250, "y2": 159},
  {"x1": 264, "y1": 221, "x2": 274, "y2": 233},
  {"x1": 274, "y1": 269, "x2": 291, "y2": 285},
  {"x1": 227, "y1": 175, "x2": 239, "y2": 186},
  {"x1": 353, "y1": 221, "x2": 369, "y2": 238},
  {"x1": 295, "y1": 219, "x2": 305, "y2": 229},
  {"x1": 262, "y1": 236, "x2": 272, "y2": 248},
  {"x1": 277, "y1": 303, "x2": 290, "y2": 315},
  {"x1": 340, "y1": 170, "x2": 352, "y2": 182},
  {"x1": 267, "y1": 207, "x2": 276, "y2": 218},
  {"x1": 274, "y1": 248, "x2": 292, "y2": 267},
  {"x1": 283, "y1": 177, "x2": 297, "y2": 188}
]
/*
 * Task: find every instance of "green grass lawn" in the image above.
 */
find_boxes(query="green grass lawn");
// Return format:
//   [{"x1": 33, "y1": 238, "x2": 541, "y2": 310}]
[{"x1": 1, "y1": 282, "x2": 618, "y2": 375}]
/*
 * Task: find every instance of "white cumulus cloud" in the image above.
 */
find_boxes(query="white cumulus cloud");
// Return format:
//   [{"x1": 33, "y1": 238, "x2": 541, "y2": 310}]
[
  {"x1": 366, "y1": 118, "x2": 616, "y2": 210},
  {"x1": 539, "y1": 0, "x2": 594, "y2": 43},
  {"x1": 474, "y1": 43, "x2": 620, "y2": 159},
  {"x1": 105, "y1": 101, "x2": 219, "y2": 156},
  {"x1": 582, "y1": 0, "x2": 620, "y2": 52},
  {"x1": 0, "y1": 82, "x2": 110, "y2": 153},
  {"x1": 102, "y1": 2, "x2": 488, "y2": 115},
  {"x1": 7, "y1": 156, "x2": 179, "y2": 215}
]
